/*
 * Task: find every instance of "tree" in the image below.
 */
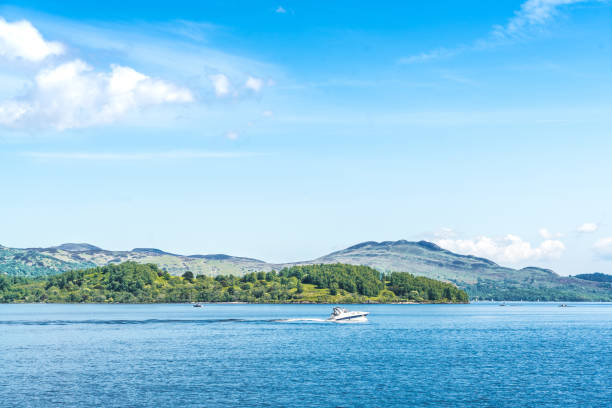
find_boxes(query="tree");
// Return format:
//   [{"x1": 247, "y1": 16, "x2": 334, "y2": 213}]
[
  {"x1": 296, "y1": 282, "x2": 304, "y2": 294},
  {"x1": 182, "y1": 271, "x2": 194, "y2": 282}
]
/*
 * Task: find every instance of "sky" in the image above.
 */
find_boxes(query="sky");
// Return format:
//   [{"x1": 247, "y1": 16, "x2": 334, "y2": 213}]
[{"x1": 0, "y1": 1, "x2": 611, "y2": 275}]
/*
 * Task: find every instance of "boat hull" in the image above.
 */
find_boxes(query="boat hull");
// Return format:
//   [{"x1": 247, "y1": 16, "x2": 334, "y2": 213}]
[{"x1": 327, "y1": 312, "x2": 369, "y2": 322}]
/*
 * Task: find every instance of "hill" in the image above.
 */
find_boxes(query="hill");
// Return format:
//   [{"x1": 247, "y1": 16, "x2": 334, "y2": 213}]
[
  {"x1": 574, "y1": 273, "x2": 612, "y2": 283},
  {"x1": 0, "y1": 262, "x2": 468, "y2": 304},
  {"x1": 302, "y1": 240, "x2": 611, "y2": 301},
  {"x1": 1, "y1": 240, "x2": 610, "y2": 301},
  {"x1": 0, "y1": 244, "x2": 270, "y2": 277}
]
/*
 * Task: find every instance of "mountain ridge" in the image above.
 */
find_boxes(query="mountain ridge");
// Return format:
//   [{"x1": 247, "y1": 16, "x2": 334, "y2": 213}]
[{"x1": 1, "y1": 240, "x2": 610, "y2": 301}]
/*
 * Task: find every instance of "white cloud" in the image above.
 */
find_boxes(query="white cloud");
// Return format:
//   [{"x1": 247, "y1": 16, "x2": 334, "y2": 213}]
[
  {"x1": 225, "y1": 131, "x2": 238, "y2": 140},
  {"x1": 539, "y1": 228, "x2": 563, "y2": 239},
  {"x1": 577, "y1": 222, "x2": 598, "y2": 233},
  {"x1": 0, "y1": 59, "x2": 193, "y2": 130},
  {"x1": 0, "y1": 101, "x2": 31, "y2": 126},
  {"x1": 435, "y1": 234, "x2": 566, "y2": 264},
  {"x1": 245, "y1": 76, "x2": 264, "y2": 92},
  {"x1": 433, "y1": 227, "x2": 457, "y2": 239},
  {"x1": 0, "y1": 17, "x2": 64, "y2": 62},
  {"x1": 262, "y1": 110, "x2": 274, "y2": 117},
  {"x1": 594, "y1": 237, "x2": 612, "y2": 259},
  {"x1": 22, "y1": 150, "x2": 260, "y2": 160},
  {"x1": 275, "y1": 6, "x2": 287, "y2": 14},
  {"x1": 539, "y1": 228, "x2": 552, "y2": 239},
  {"x1": 210, "y1": 74, "x2": 230, "y2": 97}
]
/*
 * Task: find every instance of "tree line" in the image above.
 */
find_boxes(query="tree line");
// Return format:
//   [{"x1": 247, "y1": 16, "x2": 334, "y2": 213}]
[{"x1": 0, "y1": 262, "x2": 469, "y2": 304}]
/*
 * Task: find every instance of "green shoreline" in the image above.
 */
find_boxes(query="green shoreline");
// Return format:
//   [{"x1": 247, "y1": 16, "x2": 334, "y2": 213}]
[
  {"x1": 3, "y1": 300, "x2": 463, "y2": 305},
  {"x1": 1, "y1": 262, "x2": 469, "y2": 304}
]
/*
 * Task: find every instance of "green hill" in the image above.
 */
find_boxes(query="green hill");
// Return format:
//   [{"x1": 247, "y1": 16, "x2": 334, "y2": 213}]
[
  {"x1": 1, "y1": 240, "x2": 610, "y2": 301},
  {"x1": 574, "y1": 272, "x2": 612, "y2": 283},
  {"x1": 305, "y1": 240, "x2": 612, "y2": 301},
  {"x1": 0, "y1": 262, "x2": 468, "y2": 304}
]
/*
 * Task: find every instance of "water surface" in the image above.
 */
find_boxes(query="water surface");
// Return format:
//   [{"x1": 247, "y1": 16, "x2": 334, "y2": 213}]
[{"x1": 1, "y1": 303, "x2": 611, "y2": 407}]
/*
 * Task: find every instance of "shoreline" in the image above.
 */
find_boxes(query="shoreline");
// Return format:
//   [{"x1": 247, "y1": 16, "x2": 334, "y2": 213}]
[{"x1": 0, "y1": 300, "x2": 471, "y2": 305}]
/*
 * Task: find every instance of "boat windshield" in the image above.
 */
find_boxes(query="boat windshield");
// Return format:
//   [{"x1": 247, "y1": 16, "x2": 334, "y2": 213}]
[{"x1": 332, "y1": 307, "x2": 346, "y2": 315}]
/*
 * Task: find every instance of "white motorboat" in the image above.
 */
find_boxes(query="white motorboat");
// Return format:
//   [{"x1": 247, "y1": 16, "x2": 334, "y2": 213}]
[{"x1": 327, "y1": 307, "x2": 369, "y2": 322}]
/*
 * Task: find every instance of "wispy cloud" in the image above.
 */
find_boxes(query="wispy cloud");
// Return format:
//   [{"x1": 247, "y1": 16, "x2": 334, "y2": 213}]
[
  {"x1": 22, "y1": 150, "x2": 264, "y2": 160},
  {"x1": 577, "y1": 222, "x2": 599, "y2": 233},
  {"x1": 275, "y1": 6, "x2": 287, "y2": 14},
  {"x1": 492, "y1": 0, "x2": 592, "y2": 39},
  {"x1": 398, "y1": 48, "x2": 460, "y2": 65},
  {"x1": 398, "y1": 0, "x2": 601, "y2": 64},
  {"x1": 438, "y1": 70, "x2": 479, "y2": 85},
  {"x1": 245, "y1": 76, "x2": 264, "y2": 92},
  {"x1": 160, "y1": 20, "x2": 219, "y2": 42},
  {"x1": 225, "y1": 131, "x2": 239, "y2": 140},
  {"x1": 539, "y1": 228, "x2": 563, "y2": 239},
  {"x1": 594, "y1": 237, "x2": 612, "y2": 259}
]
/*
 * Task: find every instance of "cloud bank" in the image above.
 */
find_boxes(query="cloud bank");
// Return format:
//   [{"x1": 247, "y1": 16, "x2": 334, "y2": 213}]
[
  {"x1": 435, "y1": 234, "x2": 566, "y2": 264},
  {"x1": 0, "y1": 59, "x2": 193, "y2": 130}
]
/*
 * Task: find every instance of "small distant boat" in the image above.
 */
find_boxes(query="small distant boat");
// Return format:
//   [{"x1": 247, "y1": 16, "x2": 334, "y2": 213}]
[
  {"x1": 193, "y1": 303, "x2": 203, "y2": 308},
  {"x1": 327, "y1": 307, "x2": 369, "y2": 322},
  {"x1": 559, "y1": 304, "x2": 568, "y2": 307}
]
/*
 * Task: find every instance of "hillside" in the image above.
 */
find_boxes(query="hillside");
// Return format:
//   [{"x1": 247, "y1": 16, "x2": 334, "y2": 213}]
[
  {"x1": 0, "y1": 244, "x2": 270, "y2": 277},
  {"x1": 575, "y1": 273, "x2": 612, "y2": 283},
  {"x1": 0, "y1": 262, "x2": 468, "y2": 304},
  {"x1": 306, "y1": 240, "x2": 611, "y2": 301},
  {"x1": 1, "y1": 240, "x2": 610, "y2": 301}
]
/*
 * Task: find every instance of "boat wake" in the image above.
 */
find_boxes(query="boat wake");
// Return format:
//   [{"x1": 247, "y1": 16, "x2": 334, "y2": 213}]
[
  {"x1": 274, "y1": 317, "x2": 367, "y2": 324},
  {"x1": 273, "y1": 318, "x2": 328, "y2": 323},
  {"x1": 0, "y1": 317, "x2": 356, "y2": 326}
]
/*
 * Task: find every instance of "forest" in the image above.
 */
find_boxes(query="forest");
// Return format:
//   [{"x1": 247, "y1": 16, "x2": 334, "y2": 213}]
[{"x1": 0, "y1": 262, "x2": 469, "y2": 304}]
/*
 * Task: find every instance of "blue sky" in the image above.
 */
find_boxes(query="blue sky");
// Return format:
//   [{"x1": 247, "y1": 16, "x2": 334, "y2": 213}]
[{"x1": 0, "y1": 1, "x2": 611, "y2": 274}]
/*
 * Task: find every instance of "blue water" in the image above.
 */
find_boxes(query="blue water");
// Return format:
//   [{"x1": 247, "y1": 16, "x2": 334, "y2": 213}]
[{"x1": 1, "y1": 303, "x2": 611, "y2": 407}]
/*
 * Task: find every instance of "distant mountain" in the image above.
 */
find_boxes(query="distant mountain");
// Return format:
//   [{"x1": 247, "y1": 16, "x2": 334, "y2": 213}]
[
  {"x1": 299, "y1": 240, "x2": 610, "y2": 301},
  {"x1": 53, "y1": 243, "x2": 102, "y2": 252},
  {"x1": 0, "y1": 243, "x2": 270, "y2": 277},
  {"x1": 1, "y1": 240, "x2": 610, "y2": 301}
]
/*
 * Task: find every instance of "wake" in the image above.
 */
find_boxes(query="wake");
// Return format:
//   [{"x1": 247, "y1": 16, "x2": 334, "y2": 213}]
[
  {"x1": 274, "y1": 317, "x2": 368, "y2": 323},
  {"x1": 0, "y1": 317, "x2": 368, "y2": 326}
]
